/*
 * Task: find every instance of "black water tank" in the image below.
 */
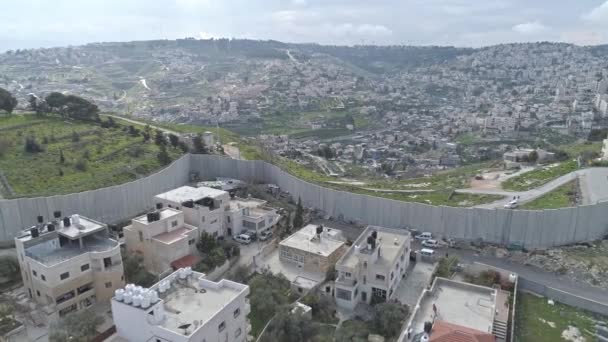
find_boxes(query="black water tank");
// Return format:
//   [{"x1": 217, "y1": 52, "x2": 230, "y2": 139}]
[
  {"x1": 37, "y1": 215, "x2": 44, "y2": 224},
  {"x1": 424, "y1": 321, "x2": 432, "y2": 334},
  {"x1": 63, "y1": 217, "x2": 71, "y2": 227},
  {"x1": 156, "y1": 203, "x2": 163, "y2": 210},
  {"x1": 371, "y1": 230, "x2": 378, "y2": 239},
  {"x1": 53, "y1": 210, "x2": 62, "y2": 219},
  {"x1": 30, "y1": 227, "x2": 39, "y2": 238},
  {"x1": 182, "y1": 200, "x2": 194, "y2": 208},
  {"x1": 47, "y1": 223, "x2": 55, "y2": 232},
  {"x1": 316, "y1": 225, "x2": 323, "y2": 235}
]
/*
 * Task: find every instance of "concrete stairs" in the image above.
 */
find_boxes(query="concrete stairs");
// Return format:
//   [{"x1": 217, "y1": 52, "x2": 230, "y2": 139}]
[{"x1": 492, "y1": 319, "x2": 508, "y2": 341}]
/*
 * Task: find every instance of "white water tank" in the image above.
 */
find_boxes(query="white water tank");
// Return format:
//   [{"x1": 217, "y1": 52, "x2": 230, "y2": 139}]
[
  {"x1": 141, "y1": 296, "x2": 151, "y2": 308},
  {"x1": 123, "y1": 292, "x2": 133, "y2": 304},
  {"x1": 71, "y1": 214, "x2": 80, "y2": 225},
  {"x1": 186, "y1": 266, "x2": 192, "y2": 276},
  {"x1": 126, "y1": 284, "x2": 135, "y2": 292},
  {"x1": 134, "y1": 286, "x2": 143, "y2": 295},
  {"x1": 115, "y1": 289, "x2": 124, "y2": 301},
  {"x1": 133, "y1": 294, "x2": 142, "y2": 307},
  {"x1": 509, "y1": 273, "x2": 517, "y2": 283},
  {"x1": 153, "y1": 306, "x2": 165, "y2": 324},
  {"x1": 150, "y1": 290, "x2": 159, "y2": 303},
  {"x1": 179, "y1": 268, "x2": 187, "y2": 279}
]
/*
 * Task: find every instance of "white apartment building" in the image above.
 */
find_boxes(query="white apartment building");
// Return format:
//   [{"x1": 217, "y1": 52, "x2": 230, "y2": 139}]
[
  {"x1": 15, "y1": 214, "x2": 124, "y2": 317},
  {"x1": 334, "y1": 226, "x2": 411, "y2": 310},
  {"x1": 154, "y1": 186, "x2": 231, "y2": 238},
  {"x1": 224, "y1": 196, "x2": 281, "y2": 237},
  {"x1": 123, "y1": 208, "x2": 199, "y2": 275},
  {"x1": 111, "y1": 268, "x2": 250, "y2": 342}
]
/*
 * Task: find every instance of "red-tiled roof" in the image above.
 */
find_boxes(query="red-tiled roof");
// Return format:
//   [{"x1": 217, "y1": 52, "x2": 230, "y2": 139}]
[
  {"x1": 430, "y1": 321, "x2": 495, "y2": 342},
  {"x1": 170, "y1": 254, "x2": 199, "y2": 269}
]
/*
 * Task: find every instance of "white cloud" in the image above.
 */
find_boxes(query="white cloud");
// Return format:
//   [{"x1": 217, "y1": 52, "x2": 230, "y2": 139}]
[
  {"x1": 292, "y1": 0, "x2": 307, "y2": 6},
  {"x1": 512, "y1": 21, "x2": 547, "y2": 35},
  {"x1": 583, "y1": 1, "x2": 608, "y2": 22}
]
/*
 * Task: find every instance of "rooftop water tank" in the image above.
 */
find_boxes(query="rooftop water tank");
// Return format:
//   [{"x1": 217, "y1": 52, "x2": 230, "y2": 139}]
[
  {"x1": 115, "y1": 289, "x2": 125, "y2": 301},
  {"x1": 126, "y1": 284, "x2": 135, "y2": 292},
  {"x1": 509, "y1": 273, "x2": 517, "y2": 283},
  {"x1": 71, "y1": 214, "x2": 80, "y2": 225},
  {"x1": 123, "y1": 292, "x2": 133, "y2": 304},
  {"x1": 141, "y1": 296, "x2": 151, "y2": 308},
  {"x1": 150, "y1": 290, "x2": 159, "y2": 303},
  {"x1": 133, "y1": 294, "x2": 142, "y2": 307}
]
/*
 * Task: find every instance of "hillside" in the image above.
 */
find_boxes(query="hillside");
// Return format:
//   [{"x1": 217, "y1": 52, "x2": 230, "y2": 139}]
[{"x1": 0, "y1": 114, "x2": 183, "y2": 198}]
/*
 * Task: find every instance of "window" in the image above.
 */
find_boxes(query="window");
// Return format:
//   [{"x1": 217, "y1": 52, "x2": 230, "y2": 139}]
[
  {"x1": 234, "y1": 308, "x2": 241, "y2": 318},
  {"x1": 235, "y1": 328, "x2": 242, "y2": 337},
  {"x1": 354, "y1": 288, "x2": 358, "y2": 297},
  {"x1": 138, "y1": 231, "x2": 144, "y2": 242},
  {"x1": 41, "y1": 274, "x2": 46, "y2": 281},
  {"x1": 344, "y1": 272, "x2": 352, "y2": 278},
  {"x1": 188, "y1": 238, "x2": 195, "y2": 245},
  {"x1": 202, "y1": 216, "x2": 205, "y2": 222},
  {"x1": 105, "y1": 282, "x2": 112, "y2": 288},
  {"x1": 81, "y1": 264, "x2": 90, "y2": 272},
  {"x1": 363, "y1": 276, "x2": 366, "y2": 284},
  {"x1": 363, "y1": 261, "x2": 367, "y2": 268},
  {"x1": 372, "y1": 287, "x2": 387, "y2": 301},
  {"x1": 60, "y1": 272, "x2": 70, "y2": 280},
  {"x1": 375, "y1": 274, "x2": 385, "y2": 281},
  {"x1": 171, "y1": 220, "x2": 178, "y2": 227},
  {"x1": 391, "y1": 272, "x2": 394, "y2": 280},
  {"x1": 227, "y1": 216, "x2": 231, "y2": 223},
  {"x1": 218, "y1": 321, "x2": 226, "y2": 332},
  {"x1": 336, "y1": 288, "x2": 352, "y2": 301},
  {"x1": 32, "y1": 270, "x2": 37, "y2": 277},
  {"x1": 36, "y1": 290, "x2": 40, "y2": 297}
]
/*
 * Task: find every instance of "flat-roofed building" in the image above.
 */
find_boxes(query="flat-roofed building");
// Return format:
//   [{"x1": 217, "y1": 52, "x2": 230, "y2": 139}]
[
  {"x1": 334, "y1": 226, "x2": 411, "y2": 310},
  {"x1": 111, "y1": 268, "x2": 250, "y2": 342},
  {"x1": 15, "y1": 214, "x2": 124, "y2": 317},
  {"x1": 404, "y1": 277, "x2": 510, "y2": 342},
  {"x1": 123, "y1": 208, "x2": 199, "y2": 275},
  {"x1": 278, "y1": 224, "x2": 347, "y2": 274},
  {"x1": 154, "y1": 186, "x2": 231, "y2": 238},
  {"x1": 225, "y1": 196, "x2": 281, "y2": 237}
]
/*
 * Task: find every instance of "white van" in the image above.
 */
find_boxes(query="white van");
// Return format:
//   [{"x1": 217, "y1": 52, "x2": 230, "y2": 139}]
[
  {"x1": 419, "y1": 248, "x2": 435, "y2": 257},
  {"x1": 415, "y1": 232, "x2": 433, "y2": 240},
  {"x1": 234, "y1": 234, "x2": 252, "y2": 245}
]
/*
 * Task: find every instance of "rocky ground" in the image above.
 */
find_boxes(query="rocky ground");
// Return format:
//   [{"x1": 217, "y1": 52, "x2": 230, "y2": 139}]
[{"x1": 477, "y1": 241, "x2": 608, "y2": 290}]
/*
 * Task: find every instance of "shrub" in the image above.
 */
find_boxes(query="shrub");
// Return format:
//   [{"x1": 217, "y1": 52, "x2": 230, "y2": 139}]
[{"x1": 74, "y1": 158, "x2": 87, "y2": 171}]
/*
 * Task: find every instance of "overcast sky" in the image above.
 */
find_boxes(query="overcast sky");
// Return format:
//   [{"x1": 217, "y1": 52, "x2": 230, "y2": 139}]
[{"x1": 2, "y1": 0, "x2": 608, "y2": 51}]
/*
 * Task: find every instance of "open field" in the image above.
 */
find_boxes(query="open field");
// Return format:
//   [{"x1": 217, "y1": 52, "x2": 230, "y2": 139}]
[
  {"x1": 502, "y1": 160, "x2": 578, "y2": 191},
  {"x1": 520, "y1": 180, "x2": 578, "y2": 209},
  {"x1": 515, "y1": 292, "x2": 607, "y2": 342},
  {"x1": 0, "y1": 114, "x2": 182, "y2": 198}
]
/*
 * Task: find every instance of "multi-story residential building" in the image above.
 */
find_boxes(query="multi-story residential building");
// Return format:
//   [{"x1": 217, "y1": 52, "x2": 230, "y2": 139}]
[
  {"x1": 278, "y1": 224, "x2": 347, "y2": 274},
  {"x1": 15, "y1": 214, "x2": 124, "y2": 317},
  {"x1": 334, "y1": 226, "x2": 411, "y2": 310},
  {"x1": 123, "y1": 208, "x2": 199, "y2": 275},
  {"x1": 224, "y1": 196, "x2": 281, "y2": 237},
  {"x1": 154, "y1": 186, "x2": 231, "y2": 238},
  {"x1": 111, "y1": 268, "x2": 250, "y2": 342}
]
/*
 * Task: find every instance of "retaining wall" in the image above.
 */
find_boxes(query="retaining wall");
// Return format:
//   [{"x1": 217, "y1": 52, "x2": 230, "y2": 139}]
[{"x1": 1, "y1": 154, "x2": 608, "y2": 248}]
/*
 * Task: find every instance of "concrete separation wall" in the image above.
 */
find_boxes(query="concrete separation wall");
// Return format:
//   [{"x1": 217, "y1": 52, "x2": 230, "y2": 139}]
[
  {"x1": 1, "y1": 154, "x2": 608, "y2": 248},
  {"x1": 518, "y1": 277, "x2": 608, "y2": 316}
]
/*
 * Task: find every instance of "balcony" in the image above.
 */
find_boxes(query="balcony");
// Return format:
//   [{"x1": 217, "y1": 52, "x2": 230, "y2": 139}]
[{"x1": 335, "y1": 275, "x2": 357, "y2": 287}]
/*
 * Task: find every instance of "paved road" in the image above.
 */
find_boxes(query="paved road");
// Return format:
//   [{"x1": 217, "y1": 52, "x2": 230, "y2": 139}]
[
  {"x1": 446, "y1": 247, "x2": 608, "y2": 304},
  {"x1": 457, "y1": 168, "x2": 608, "y2": 208},
  {"x1": 100, "y1": 114, "x2": 180, "y2": 135}
]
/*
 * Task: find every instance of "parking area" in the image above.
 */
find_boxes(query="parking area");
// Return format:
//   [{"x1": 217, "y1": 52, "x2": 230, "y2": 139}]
[{"x1": 393, "y1": 260, "x2": 436, "y2": 308}]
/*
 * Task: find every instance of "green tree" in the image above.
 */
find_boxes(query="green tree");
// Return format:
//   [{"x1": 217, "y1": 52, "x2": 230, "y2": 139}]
[
  {"x1": 293, "y1": 197, "x2": 304, "y2": 229},
  {"x1": 168, "y1": 134, "x2": 180, "y2": 148},
  {"x1": 71, "y1": 131, "x2": 80, "y2": 142},
  {"x1": 249, "y1": 271, "x2": 290, "y2": 322},
  {"x1": 154, "y1": 129, "x2": 165, "y2": 145},
  {"x1": 262, "y1": 308, "x2": 318, "y2": 342},
  {"x1": 49, "y1": 308, "x2": 104, "y2": 342},
  {"x1": 24, "y1": 137, "x2": 43, "y2": 153},
  {"x1": 0, "y1": 87, "x2": 17, "y2": 114},
  {"x1": 157, "y1": 144, "x2": 171, "y2": 165},
  {"x1": 123, "y1": 253, "x2": 156, "y2": 287},
  {"x1": 192, "y1": 134, "x2": 208, "y2": 154},
  {"x1": 45, "y1": 92, "x2": 66, "y2": 112},
  {"x1": 74, "y1": 158, "x2": 87, "y2": 171},
  {"x1": 59, "y1": 149, "x2": 65, "y2": 164},
  {"x1": 371, "y1": 301, "x2": 409, "y2": 338},
  {"x1": 528, "y1": 150, "x2": 539, "y2": 163},
  {"x1": 196, "y1": 231, "x2": 218, "y2": 253},
  {"x1": 28, "y1": 95, "x2": 38, "y2": 112}
]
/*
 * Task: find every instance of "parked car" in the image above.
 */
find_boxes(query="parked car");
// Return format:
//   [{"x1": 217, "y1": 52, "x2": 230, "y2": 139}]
[
  {"x1": 259, "y1": 230, "x2": 273, "y2": 241},
  {"x1": 243, "y1": 230, "x2": 257, "y2": 241},
  {"x1": 504, "y1": 197, "x2": 519, "y2": 209},
  {"x1": 415, "y1": 232, "x2": 433, "y2": 240},
  {"x1": 418, "y1": 248, "x2": 435, "y2": 258},
  {"x1": 234, "y1": 234, "x2": 252, "y2": 245},
  {"x1": 422, "y1": 239, "x2": 439, "y2": 248}
]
